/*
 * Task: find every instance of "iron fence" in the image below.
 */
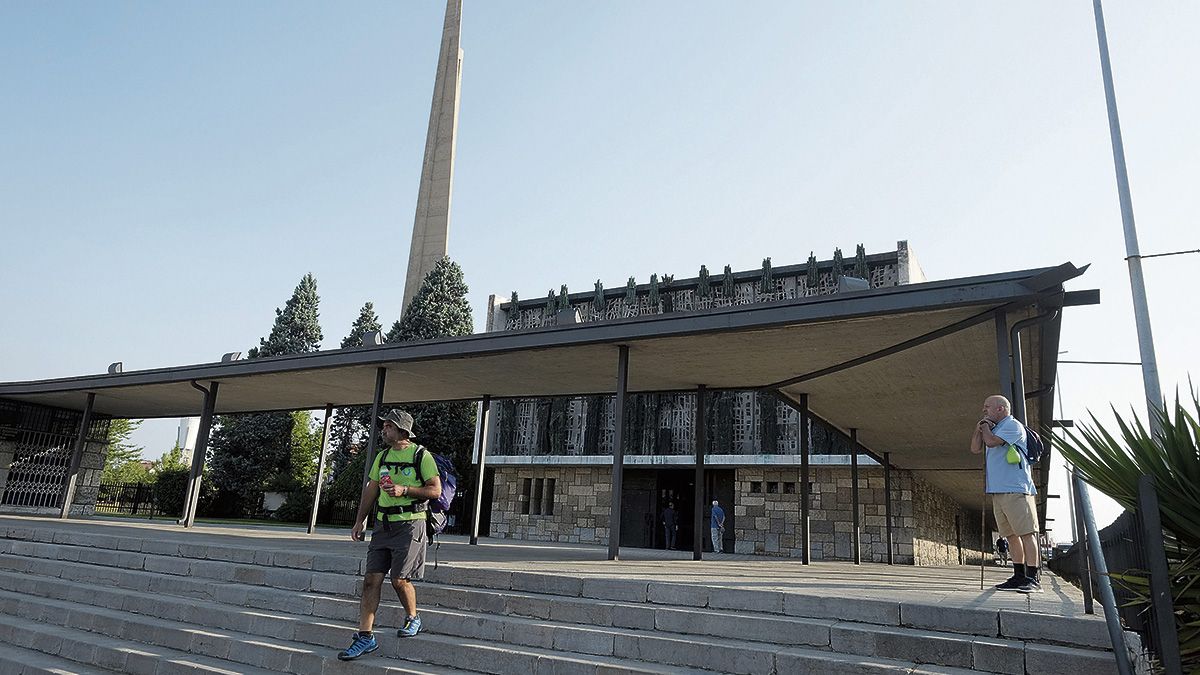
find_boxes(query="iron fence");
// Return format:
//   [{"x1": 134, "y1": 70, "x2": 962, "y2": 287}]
[{"x1": 94, "y1": 482, "x2": 159, "y2": 517}]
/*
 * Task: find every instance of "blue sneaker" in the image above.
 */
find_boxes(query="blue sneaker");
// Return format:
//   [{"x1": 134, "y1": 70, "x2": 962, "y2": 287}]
[
  {"x1": 397, "y1": 614, "x2": 422, "y2": 637},
  {"x1": 337, "y1": 632, "x2": 378, "y2": 660}
]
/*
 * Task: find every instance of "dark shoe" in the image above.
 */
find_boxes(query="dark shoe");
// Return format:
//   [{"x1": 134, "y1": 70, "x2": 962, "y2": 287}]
[
  {"x1": 1017, "y1": 578, "x2": 1042, "y2": 593},
  {"x1": 397, "y1": 614, "x2": 422, "y2": 637},
  {"x1": 994, "y1": 576, "x2": 1024, "y2": 591},
  {"x1": 337, "y1": 632, "x2": 377, "y2": 660}
]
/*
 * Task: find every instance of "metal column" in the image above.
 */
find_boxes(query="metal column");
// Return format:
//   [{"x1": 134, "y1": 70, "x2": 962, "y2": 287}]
[
  {"x1": 306, "y1": 403, "x2": 334, "y2": 535},
  {"x1": 607, "y1": 345, "x2": 629, "y2": 561},
  {"x1": 693, "y1": 385, "x2": 707, "y2": 561},
  {"x1": 58, "y1": 392, "x2": 95, "y2": 519},
  {"x1": 884, "y1": 451, "x2": 894, "y2": 565},
  {"x1": 850, "y1": 427, "x2": 861, "y2": 565},
  {"x1": 799, "y1": 393, "x2": 810, "y2": 565},
  {"x1": 183, "y1": 381, "x2": 218, "y2": 529},
  {"x1": 360, "y1": 367, "x2": 387, "y2": 486},
  {"x1": 470, "y1": 395, "x2": 492, "y2": 545}
]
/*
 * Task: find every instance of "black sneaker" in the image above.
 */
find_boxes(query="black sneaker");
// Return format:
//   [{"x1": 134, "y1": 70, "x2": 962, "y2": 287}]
[
  {"x1": 1017, "y1": 578, "x2": 1042, "y2": 593},
  {"x1": 994, "y1": 576, "x2": 1024, "y2": 591}
]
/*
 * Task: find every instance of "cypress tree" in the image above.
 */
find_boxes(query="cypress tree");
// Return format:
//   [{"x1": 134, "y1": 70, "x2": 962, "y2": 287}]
[
  {"x1": 648, "y1": 274, "x2": 661, "y2": 309},
  {"x1": 832, "y1": 248, "x2": 845, "y2": 282},
  {"x1": 759, "y1": 257, "x2": 773, "y2": 294},
  {"x1": 386, "y1": 256, "x2": 476, "y2": 481},
  {"x1": 326, "y1": 302, "x2": 383, "y2": 493},
  {"x1": 697, "y1": 265, "x2": 711, "y2": 299},
  {"x1": 210, "y1": 273, "x2": 325, "y2": 516},
  {"x1": 806, "y1": 252, "x2": 819, "y2": 291}
]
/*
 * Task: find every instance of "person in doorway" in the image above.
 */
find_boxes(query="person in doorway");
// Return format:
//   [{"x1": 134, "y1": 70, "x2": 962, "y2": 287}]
[
  {"x1": 662, "y1": 502, "x2": 678, "y2": 550},
  {"x1": 710, "y1": 499, "x2": 726, "y2": 554},
  {"x1": 339, "y1": 410, "x2": 442, "y2": 660},
  {"x1": 996, "y1": 536, "x2": 1010, "y2": 565},
  {"x1": 971, "y1": 395, "x2": 1040, "y2": 593}
]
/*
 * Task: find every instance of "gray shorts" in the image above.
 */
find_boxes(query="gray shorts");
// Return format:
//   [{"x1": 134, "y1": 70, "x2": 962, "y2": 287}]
[{"x1": 366, "y1": 518, "x2": 427, "y2": 580}]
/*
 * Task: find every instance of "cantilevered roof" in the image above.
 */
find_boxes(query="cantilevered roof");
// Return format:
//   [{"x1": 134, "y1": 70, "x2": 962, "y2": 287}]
[{"x1": 0, "y1": 264, "x2": 1096, "y2": 509}]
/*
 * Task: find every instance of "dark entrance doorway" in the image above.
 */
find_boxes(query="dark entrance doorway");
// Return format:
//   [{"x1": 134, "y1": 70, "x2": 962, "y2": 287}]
[{"x1": 619, "y1": 468, "x2": 737, "y2": 551}]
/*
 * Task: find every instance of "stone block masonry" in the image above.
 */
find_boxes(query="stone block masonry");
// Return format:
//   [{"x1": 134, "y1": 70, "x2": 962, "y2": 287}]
[{"x1": 488, "y1": 465, "x2": 982, "y2": 566}]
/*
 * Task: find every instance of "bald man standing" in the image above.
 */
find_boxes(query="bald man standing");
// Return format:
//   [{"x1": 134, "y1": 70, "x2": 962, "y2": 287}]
[{"x1": 971, "y1": 395, "x2": 1041, "y2": 593}]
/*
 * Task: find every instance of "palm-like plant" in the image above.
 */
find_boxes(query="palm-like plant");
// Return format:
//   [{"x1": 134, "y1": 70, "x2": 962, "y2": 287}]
[{"x1": 1055, "y1": 389, "x2": 1200, "y2": 672}]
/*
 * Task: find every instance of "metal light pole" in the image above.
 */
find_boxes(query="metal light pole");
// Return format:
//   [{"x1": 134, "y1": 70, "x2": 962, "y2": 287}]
[{"x1": 1091, "y1": 0, "x2": 1164, "y2": 433}]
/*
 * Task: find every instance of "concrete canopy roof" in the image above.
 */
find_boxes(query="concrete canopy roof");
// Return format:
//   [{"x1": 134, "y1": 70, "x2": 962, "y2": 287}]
[{"x1": 0, "y1": 264, "x2": 1094, "y2": 508}]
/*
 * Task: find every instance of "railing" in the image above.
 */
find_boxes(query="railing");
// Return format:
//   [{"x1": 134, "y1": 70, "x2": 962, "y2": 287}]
[
  {"x1": 94, "y1": 482, "x2": 159, "y2": 517},
  {"x1": 1049, "y1": 472, "x2": 1181, "y2": 675}
]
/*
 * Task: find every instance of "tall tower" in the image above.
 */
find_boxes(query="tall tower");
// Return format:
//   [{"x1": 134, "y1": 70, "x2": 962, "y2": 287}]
[{"x1": 402, "y1": 0, "x2": 464, "y2": 311}]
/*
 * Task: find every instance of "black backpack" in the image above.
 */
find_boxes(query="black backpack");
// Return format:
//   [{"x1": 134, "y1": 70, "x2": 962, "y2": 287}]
[{"x1": 1020, "y1": 423, "x2": 1045, "y2": 464}]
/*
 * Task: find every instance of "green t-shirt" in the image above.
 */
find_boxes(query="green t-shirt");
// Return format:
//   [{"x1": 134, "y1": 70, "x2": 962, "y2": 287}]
[{"x1": 370, "y1": 443, "x2": 439, "y2": 522}]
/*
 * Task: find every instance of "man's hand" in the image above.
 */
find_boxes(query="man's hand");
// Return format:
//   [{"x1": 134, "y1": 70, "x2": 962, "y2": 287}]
[
  {"x1": 351, "y1": 520, "x2": 365, "y2": 542},
  {"x1": 381, "y1": 483, "x2": 405, "y2": 498}
]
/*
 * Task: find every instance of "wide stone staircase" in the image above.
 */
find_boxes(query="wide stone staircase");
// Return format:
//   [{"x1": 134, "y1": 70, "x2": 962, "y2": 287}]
[{"x1": 0, "y1": 521, "x2": 1121, "y2": 675}]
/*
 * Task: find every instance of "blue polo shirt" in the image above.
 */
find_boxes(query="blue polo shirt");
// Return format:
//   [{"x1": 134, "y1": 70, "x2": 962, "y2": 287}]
[
  {"x1": 710, "y1": 504, "x2": 725, "y2": 528},
  {"x1": 984, "y1": 415, "x2": 1036, "y2": 495}
]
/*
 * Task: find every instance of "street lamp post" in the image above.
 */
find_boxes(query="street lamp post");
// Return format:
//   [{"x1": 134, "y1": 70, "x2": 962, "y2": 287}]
[{"x1": 1091, "y1": 0, "x2": 1164, "y2": 434}]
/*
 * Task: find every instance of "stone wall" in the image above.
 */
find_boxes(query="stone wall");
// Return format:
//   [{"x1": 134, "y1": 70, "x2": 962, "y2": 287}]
[
  {"x1": 488, "y1": 466, "x2": 610, "y2": 544},
  {"x1": 486, "y1": 464, "x2": 982, "y2": 568},
  {"x1": 911, "y1": 472, "x2": 983, "y2": 566},
  {"x1": 732, "y1": 466, "x2": 916, "y2": 564}
]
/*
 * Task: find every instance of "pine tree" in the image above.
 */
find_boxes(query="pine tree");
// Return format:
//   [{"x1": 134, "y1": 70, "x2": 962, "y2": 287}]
[
  {"x1": 209, "y1": 273, "x2": 325, "y2": 516},
  {"x1": 327, "y1": 302, "x2": 383, "y2": 485},
  {"x1": 386, "y1": 256, "x2": 476, "y2": 481}
]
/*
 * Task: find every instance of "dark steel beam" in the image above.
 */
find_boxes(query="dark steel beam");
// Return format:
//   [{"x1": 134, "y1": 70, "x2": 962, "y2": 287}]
[
  {"x1": 307, "y1": 403, "x2": 333, "y2": 535},
  {"x1": 58, "y1": 392, "x2": 95, "y2": 519},
  {"x1": 799, "y1": 393, "x2": 811, "y2": 565},
  {"x1": 470, "y1": 395, "x2": 492, "y2": 546},
  {"x1": 763, "y1": 307, "x2": 998, "y2": 391},
  {"x1": 884, "y1": 451, "x2": 894, "y2": 565},
  {"x1": 693, "y1": 385, "x2": 707, "y2": 561},
  {"x1": 183, "y1": 381, "x2": 218, "y2": 529},
  {"x1": 360, "y1": 368, "x2": 387, "y2": 487},
  {"x1": 607, "y1": 345, "x2": 629, "y2": 561},
  {"x1": 851, "y1": 428, "x2": 861, "y2": 566}
]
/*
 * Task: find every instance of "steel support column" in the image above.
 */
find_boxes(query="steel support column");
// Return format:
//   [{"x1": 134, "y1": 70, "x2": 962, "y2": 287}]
[
  {"x1": 850, "y1": 427, "x2": 861, "y2": 565},
  {"x1": 884, "y1": 451, "x2": 894, "y2": 565},
  {"x1": 470, "y1": 395, "x2": 492, "y2": 545},
  {"x1": 58, "y1": 392, "x2": 95, "y2": 519},
  {"x1": 306, "y1": 403, "x2": 334, "y2": 535},
  {"x1": 607, "y1": 346, "x2": 629, "y2": 561},
  {"x1": 183, "y1": 381, "x2": 218, "y2": 529},
  {"x1": 797, "y1": 393, "x2": 810, "y2": 564},
  {"x1": 693, "y1": 385, "x2": 707, "y2": 561},
  {"x1": 360, "y1": 367, "x2": 387, "y2": 486}
]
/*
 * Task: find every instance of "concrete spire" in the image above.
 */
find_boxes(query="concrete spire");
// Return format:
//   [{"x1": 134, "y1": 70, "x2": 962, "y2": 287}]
[{"x1": 402, "y1": 0, "x2": 463, "y2": 311}]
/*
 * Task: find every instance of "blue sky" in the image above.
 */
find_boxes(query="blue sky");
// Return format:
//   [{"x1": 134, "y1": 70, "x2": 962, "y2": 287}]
[{"x1": 1, "y1": 2, "x2": 1196, "y2": 541}]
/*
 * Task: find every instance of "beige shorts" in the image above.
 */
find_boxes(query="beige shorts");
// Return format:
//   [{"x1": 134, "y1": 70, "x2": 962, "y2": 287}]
[{"x1": 992, "y1": 493, "x2": 1038, "y2": 538}]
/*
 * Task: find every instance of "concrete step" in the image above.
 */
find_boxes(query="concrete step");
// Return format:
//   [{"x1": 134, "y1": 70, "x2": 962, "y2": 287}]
[
  {"x1": 0, "y1": 587, "x2": 471, "y2": 675},
  {"x1": 0, "y1": 526, "x2": 1119, "y2": 674},
  {"x1": 0, "y1": 640, "x2": 118, "y2": 675},
  {"x1": 0, "y1": 571, "x2": 710, "y2": 675},
  {"x1": 0, "y1": 611, "x2": 281, "y2": 675},
  {"x1": 0, "y1": 557, "x2": 1117, "y2": 675},
  {"x1": 2, "y1": 540, "x2": 1123, "y2": 672},
  {"x1": 0, "y1": 532, "x2": 1113, "y2": 654}
]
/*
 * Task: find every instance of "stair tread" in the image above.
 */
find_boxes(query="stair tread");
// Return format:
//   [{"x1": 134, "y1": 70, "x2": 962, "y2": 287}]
[{"x1": 0, "y1": 639, "x2": 119, "y2": 675}]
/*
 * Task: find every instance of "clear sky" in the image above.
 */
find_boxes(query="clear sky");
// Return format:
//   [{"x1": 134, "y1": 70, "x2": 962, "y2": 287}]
[{"x1": 1, "y1": 2, "x2": 1195, "y2": 543}]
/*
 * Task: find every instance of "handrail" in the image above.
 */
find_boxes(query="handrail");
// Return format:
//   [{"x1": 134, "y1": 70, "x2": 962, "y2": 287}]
[{"x1": 1074, "y1": 471, "x2": 1133, "y2": 675}]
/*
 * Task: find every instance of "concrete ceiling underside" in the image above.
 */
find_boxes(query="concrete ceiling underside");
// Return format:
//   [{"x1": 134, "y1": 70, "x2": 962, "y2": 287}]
[{"x1": 0, "y1": 264, "x2": 1090, "y2": 510}]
